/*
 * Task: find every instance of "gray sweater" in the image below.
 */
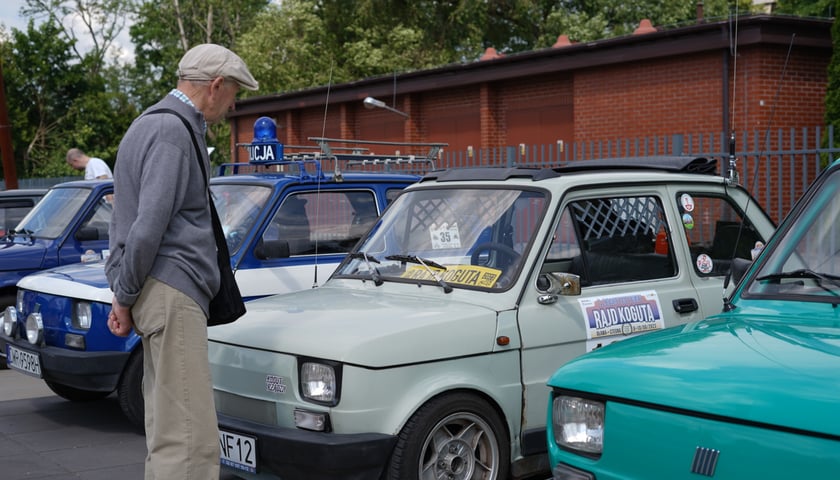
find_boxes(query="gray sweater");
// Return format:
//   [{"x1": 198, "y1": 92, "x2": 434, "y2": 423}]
[{"x1": 105, "y1": 94, "x2": 219, "y2": 316}]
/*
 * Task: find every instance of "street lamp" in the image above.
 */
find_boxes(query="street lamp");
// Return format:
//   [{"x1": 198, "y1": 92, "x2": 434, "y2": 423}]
[{"x1": 363, "y1": 96, "x2": 409, "y2": 118}]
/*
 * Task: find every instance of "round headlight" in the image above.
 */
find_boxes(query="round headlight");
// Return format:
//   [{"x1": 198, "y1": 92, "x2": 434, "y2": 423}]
[
  {"x1": 25, "y1": 312, "x2": 43, "y2": 345},
  {"x1": 3, "y1": 307, "x2": 18, "y2": 336}
]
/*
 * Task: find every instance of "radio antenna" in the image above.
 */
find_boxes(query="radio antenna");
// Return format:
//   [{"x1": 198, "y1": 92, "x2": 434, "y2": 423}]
[
  {"x1": 728, "y1": 4, "x2": 740, "y2": 183},
  {"x1": 311, "y1": 62, "x2": 334, "y2": 289}
]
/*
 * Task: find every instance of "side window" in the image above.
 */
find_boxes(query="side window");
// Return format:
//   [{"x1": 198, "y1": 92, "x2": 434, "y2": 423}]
[
  {"x1": 261, "y1": 190, "x2": 378, "y2": 257},
  {"x1": 79, "y1": 193, "x2": 113, "y2": 240},
  {"x1": 566, "y1": 196, "x2": 675, "y2": 285},
  {"x1": 677, "y1": 193, "x2": 763, "y2": 276}
]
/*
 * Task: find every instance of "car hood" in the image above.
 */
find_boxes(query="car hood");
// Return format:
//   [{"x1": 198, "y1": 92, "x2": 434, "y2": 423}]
[
  {"x1": 209, "y1": 283, "x2": 501, "y2": 368},
  {"x1": 17, "y1": 261, "x2": 111, "y2": 303},
  {"x1": 549, "y1": 305, "x2": 840, "y2": 438},
  {"x1": 0, "y1": 239, "x2": 48, "y2": 272}
]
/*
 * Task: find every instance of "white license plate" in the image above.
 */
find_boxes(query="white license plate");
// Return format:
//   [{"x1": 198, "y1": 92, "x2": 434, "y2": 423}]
[
  {"x1": 219, "y1": 429, "x2": 257, "y2": 473},
  {"x1": 6, "y1": 344, "x2": 42, "y2": 378}
]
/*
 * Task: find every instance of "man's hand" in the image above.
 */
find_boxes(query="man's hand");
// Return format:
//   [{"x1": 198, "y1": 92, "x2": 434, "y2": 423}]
[{"x1": 108, "y1": 297, "x2": 134, "y2": 337}]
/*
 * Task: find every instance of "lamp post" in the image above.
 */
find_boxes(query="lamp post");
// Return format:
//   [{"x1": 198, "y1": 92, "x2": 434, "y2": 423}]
[{"x1": 363, "y1": 96, "x2": 409, "y2": 118}]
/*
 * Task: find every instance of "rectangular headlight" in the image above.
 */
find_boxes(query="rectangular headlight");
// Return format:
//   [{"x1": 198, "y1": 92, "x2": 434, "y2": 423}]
[
  {"x1": 300, "y1": 361, "x2": 337, "y2": 405},
  {"x1": 73, "y1": 301, "x2": 92, "y2": 329},
  {"x1": 16, "y1": 289, "x2": 24, "y2": 313},
  {"x1": 553, "y1": 395, "x2": 604, "y2": 455}
]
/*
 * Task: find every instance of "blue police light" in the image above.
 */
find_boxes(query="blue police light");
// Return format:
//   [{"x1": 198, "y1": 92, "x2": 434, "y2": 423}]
[
  {"x1": 248, "y1": 116, "x2": 283, "y2": 163},
  {"x1": 253, "y1": 116, "x2": 278, "y2": 142}
]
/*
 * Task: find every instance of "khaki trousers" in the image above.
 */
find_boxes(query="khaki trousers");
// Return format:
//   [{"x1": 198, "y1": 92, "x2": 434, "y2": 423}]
[{"x1": 133, "y1": 277, "x2": 220, "y2": 480}]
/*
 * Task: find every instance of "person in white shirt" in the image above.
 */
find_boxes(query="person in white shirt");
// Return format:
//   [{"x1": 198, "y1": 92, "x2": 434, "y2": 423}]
[{"x1": 66, "y1": 148, "x2": 113, "y2": 179}]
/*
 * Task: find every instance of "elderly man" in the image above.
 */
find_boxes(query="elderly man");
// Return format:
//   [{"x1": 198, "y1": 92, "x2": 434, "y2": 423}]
[
  {"x1": 104, "y1": 44, "x2": 258, "y2": 480},
  {"x1": 66, "y1": 148, "x2": 113, "y2": 179}
]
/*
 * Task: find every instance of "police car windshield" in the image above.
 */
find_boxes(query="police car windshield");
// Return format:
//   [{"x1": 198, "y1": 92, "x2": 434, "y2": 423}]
[
  {"x1": 212, "y1": 184, "x2": 272, "y2": 254},
  {"x1": 337, "y1": 187, "x2": 548, "y2": 291},
  {"x1": 748, "y1": 168, "x2": 840, "y2": 300},
  {"x1": 14, "y1": 187, "x2": 91, "y2": 239}
]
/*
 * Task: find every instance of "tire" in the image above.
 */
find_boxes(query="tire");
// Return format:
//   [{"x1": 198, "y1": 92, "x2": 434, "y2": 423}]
[
  {"x1": 117, "y1": 349, "x2": 145, "y2": 430},
  {"x1": 45, "y1": 381, "x2": 111, "y2": 402},
  {"x1": 387, "y1": 392, "x2": 510, "y2": 480}
]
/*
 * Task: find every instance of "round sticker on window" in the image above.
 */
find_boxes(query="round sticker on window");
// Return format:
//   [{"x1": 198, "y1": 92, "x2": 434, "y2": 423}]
[
  {"x1": 682, "y1": 213, "x2": 694, "y2": 229},
  {"x1": 680, "y1": 193, "x2": 695, "y2": 212},
  {"x1": 696, "y1": 254, "x2": 713, "y2": 274}
]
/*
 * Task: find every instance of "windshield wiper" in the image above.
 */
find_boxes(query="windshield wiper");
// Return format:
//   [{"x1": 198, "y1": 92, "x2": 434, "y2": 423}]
[
  {"x1": 347, "y1": 251, "x2": 383, "y2": 286},
  {"x1": 757, "y1": 269, "x2": 840, "y2": 295},
  {"x1": 385, "y1": 254, "x2": 452, "y2": 293}
]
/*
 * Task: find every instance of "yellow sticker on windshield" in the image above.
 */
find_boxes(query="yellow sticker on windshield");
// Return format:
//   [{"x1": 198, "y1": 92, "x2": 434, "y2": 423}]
[{"x1": 401, "y1": 265, "x2": 502, "y2": 288}]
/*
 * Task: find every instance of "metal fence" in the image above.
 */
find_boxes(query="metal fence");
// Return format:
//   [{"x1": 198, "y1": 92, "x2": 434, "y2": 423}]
[
  {"x1": 6, "y1": 126, "x2": 839, "y2": 223},
  {"x1": 438, "y1": 126, "x2": 840, "y2": 223}
]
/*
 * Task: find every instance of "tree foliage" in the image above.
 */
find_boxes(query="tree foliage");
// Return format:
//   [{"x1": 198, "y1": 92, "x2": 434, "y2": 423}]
[
  {"x1": 0, "y1": 0, "x2": 834, "y2": 180},
  {"x1": 823, "y1": 0, "x2": 840, "y2": 162}
]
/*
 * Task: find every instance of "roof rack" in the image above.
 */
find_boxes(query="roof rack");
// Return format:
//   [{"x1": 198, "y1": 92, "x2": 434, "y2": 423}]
[
  {"x1": 218, "y1": 117, "x2": 446, "y2": 179},
  {"x1": 309, "y1": 137, "x2": 446, "y2": 179}
]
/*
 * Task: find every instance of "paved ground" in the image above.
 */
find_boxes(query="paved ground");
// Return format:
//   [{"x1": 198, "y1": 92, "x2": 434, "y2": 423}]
[{"x1": 0, "y1": 369, "x2": 239, "y2": 480}]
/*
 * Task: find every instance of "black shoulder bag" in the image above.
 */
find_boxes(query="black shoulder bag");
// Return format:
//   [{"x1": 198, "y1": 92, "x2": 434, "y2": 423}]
[{"x1": 146, "y1": 108, "x2": 246, "y2": 326}]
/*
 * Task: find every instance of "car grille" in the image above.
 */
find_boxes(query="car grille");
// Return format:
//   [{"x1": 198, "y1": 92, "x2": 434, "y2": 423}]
[{"x1": 214, "y1": 389, "x2": 278, "y2": 426}]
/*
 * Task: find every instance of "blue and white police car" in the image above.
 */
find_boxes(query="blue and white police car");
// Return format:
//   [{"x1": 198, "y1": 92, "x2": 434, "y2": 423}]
[{"x1": 1, "y1": 120, "x2": 440, "y2": 427}]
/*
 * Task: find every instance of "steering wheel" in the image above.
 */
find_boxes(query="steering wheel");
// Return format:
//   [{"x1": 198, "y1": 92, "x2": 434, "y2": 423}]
[{"x1": 470, "y1": 242, "x2": 520, "y2": 268}]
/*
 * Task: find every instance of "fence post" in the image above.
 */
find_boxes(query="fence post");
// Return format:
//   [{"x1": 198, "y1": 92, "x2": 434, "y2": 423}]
[{"x1": 671, "y1": 134, "x2": 684, "y2": 155}]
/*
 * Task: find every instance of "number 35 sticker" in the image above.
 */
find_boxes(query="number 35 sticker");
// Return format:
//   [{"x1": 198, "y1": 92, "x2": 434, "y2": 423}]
[{"x1": 430, "y1": 222, "x2": 461, "y2": 249}]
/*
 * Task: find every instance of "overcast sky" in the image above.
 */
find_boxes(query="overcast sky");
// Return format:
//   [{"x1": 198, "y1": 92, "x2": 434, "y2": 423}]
[
  {"x1": 0, "y1": 0, "x2": 135, "y2": 63},
  {"x1": 0, "y1": 0, "x2": 28, "y2": 32}
]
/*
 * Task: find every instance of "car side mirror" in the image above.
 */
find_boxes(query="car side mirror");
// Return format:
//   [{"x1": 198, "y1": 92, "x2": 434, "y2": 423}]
[
  {"x1": 75, "y1": 226, "x2": 100, "y2": 241},
  {"x1": 255, "y1": 239, "x2": 291, "y2": 260},
  {"x1": 727, "y1": 257, "x2": 753, "y2": 288},
  {"x1": 536, "y1": 272, "x2": 581, "y2": 304}
]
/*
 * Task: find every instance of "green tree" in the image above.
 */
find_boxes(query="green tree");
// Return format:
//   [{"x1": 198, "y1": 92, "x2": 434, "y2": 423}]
[
  {"x1": 2, "y1": 20, "x2": 89, "y2": 176},
  {"x1": 822, "y1": 0, "x2": 840, "y2": 165},
  {"x1": 128, "y1": 0, "x2": 268, "y2": 162},
  {"x1": 775, "y1": 0, "x2": 835, "y2": 17}
]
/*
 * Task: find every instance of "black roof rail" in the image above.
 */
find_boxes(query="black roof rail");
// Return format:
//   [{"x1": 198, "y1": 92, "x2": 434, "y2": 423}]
[
  {"x1": 421, "y1": 166, "x2": 562, "y2": 183},
  {"x1": 555, "y1": 156, "x2": 718, "y2": 175}
]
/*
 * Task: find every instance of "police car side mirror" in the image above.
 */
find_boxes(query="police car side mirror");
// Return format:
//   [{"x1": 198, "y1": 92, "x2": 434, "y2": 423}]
[
  {"x1": 75, "y1": 226, "x2": 100, "y2": 241},
  {"x1": 255, "y1": 239, "x2": 291, "y2": 260}
]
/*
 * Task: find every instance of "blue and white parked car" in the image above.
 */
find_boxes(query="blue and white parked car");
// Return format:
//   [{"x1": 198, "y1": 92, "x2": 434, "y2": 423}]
[
  {"x1": 0, "y1": 181, "x2": 113, "y2": 311},
  {"x1": 1, "y1": 132, "x2": 439, "y2": 427}
]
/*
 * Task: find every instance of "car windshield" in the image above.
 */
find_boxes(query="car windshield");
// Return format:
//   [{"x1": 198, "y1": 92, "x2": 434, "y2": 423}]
[
  {"x1": 13, "y1": 187, "x2": 92, "y2": 240},
  {"x1": 336, "y1": 187, "x2": 548, "y2": 291},
  {"x1": 212, "y1": 183, "x2": 272, "y2": 253},
  {"x1": 747, "y1": 167, "x2": 840, "y2": 300}
]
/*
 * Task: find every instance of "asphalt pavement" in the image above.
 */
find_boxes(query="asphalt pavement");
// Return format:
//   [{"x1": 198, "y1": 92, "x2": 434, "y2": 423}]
[{"x1": 0, "y1": 368, "x2": 239, "y2": 480}]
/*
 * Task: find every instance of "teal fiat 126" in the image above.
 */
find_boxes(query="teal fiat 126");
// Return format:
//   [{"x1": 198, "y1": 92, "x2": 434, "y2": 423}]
[
  {"x1": 546, "y1": 159, "x2": 840, "y2": 479},
  {"x1": 207, "y1": 156, "x2": 776, "y2": 480}
]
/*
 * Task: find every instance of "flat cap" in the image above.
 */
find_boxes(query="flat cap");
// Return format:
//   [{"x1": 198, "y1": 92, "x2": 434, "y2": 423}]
[{"x1": 177, "y1": 43, "x2": 258, "y2": 91}]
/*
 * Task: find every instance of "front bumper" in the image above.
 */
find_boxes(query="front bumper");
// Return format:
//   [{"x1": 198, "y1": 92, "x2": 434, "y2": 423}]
[
  {"x1": 1, "y1": 335, "x2": 130, "y2": 392},
  {"x1": 218, "y1": 413, "x2": 397, "y2": 480}
]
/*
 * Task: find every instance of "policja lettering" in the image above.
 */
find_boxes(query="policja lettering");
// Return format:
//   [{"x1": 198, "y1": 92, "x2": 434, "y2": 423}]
[{"x1": 247, "y1": 144, "x2": 277, "y2": 162}]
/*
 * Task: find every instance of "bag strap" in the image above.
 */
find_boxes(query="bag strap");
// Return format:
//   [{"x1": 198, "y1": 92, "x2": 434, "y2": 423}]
[{"x1": 144, "y1": 108, "x2": 234, "y2": 270}]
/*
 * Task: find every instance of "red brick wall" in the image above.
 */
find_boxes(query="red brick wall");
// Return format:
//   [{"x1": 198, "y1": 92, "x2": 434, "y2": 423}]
[{"x1": 575, "y1": 52, "x2": 725, "y2": 141}]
